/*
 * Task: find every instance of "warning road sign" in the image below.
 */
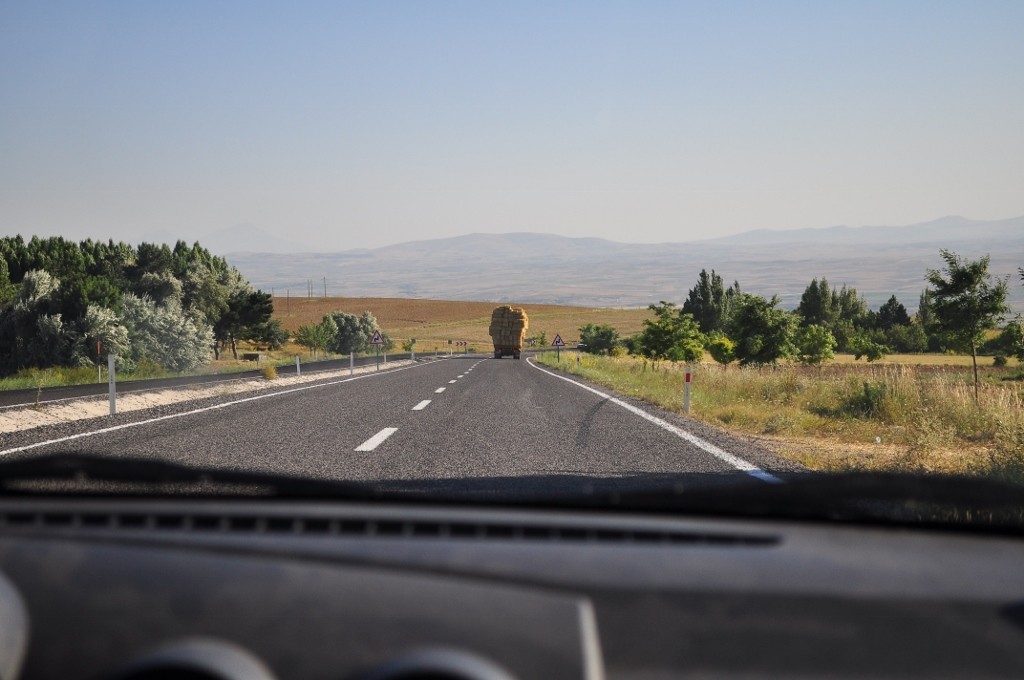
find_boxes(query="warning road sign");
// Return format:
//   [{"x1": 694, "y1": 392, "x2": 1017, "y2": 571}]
[
  {"x1": 370, "y1": 331, "x2": 384, "y2": 345},
  {"x1": 552, "y1": 334, "x2": 565, "y2": 347}
]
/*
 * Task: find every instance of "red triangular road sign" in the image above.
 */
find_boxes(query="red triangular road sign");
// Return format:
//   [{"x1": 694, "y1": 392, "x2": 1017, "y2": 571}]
[
  {"x1": 370, "y1": 331, "x2": 384, "y2": 345},
  {"x1": 552, "y1": 334, "x2": 565, "y2": 347}
]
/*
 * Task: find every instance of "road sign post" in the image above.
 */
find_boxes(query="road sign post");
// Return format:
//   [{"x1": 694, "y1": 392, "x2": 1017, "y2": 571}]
[
  {"x1": 552, "y1": 334, "x2": 565, "y2": 361},
  {"x1": 370, "y1": 330, "x2": 385, "y2": 371}
]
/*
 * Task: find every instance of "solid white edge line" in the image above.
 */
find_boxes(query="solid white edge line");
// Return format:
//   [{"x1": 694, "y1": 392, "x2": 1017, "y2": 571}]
[
  {"x1": 527, "y1": 358, "x2": 783, "y2": 484},
  {"x1": 355, "y1": 427, "x2": 398, "y2": 451},
  {"x1": 412, "y1": 400, "x2": 431, "y2": 411},
  {"x1": 435, "y1": 387, "x2": 446, "y2": 393},
  {"x1": 0, "y1": 360, "x2": 430, "y2": 458}
]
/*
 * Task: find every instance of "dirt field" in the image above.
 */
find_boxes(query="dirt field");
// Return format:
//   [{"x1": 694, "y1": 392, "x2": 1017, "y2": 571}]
[{"x1": 272, "y1": 297, "x2": 652, "y2": 348}]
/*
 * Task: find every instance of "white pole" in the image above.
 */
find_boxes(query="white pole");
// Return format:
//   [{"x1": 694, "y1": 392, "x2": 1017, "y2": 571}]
[
  {"x1": 107, "y1": 354, "x2": 116, "y2": 415},
  {"x1": 295, "y1": 355, "x2": 301, "y2": 376},
  {"x1": 350, "y1": 351, "x2": 354, "y2": 376},
  {"x1": 684, "y1": 366, "x2": 692, "y2": 414}
]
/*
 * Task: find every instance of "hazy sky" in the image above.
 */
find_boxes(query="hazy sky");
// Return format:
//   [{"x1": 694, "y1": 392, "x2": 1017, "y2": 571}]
[{"x1": 2, "y1": 1, "x2": 1022, "y2": 251}]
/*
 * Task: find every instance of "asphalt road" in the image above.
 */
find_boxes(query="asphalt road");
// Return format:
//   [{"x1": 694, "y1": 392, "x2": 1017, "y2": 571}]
[{"x1": 0, "y1": 356, "x2": 803, "y2": 498}]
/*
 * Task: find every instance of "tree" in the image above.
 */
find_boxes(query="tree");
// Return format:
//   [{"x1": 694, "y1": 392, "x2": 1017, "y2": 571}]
[
  {"x1": 925, "y1": 250, "x2": 1010, "y2": 399},
  {"x1": 76, "y1": 304, "x2": 130, "y2": 367},
  {"x1": 119, "y1": 293, "x2": 213, "y2": 372},
  {"x1": 885, "y1": 322, "x2": 928, "y2": 353},
  {"x1": 797, "y1": 278, "x2": 835, "y2": 327},
  {"x1": 578, "y1": 323, "x2": 619, "y2": 354},
  {"x1": 214, "y1": 289, "x2": 274, "y2": 360},
  {"x1": 916, "y1": 288, "x2": 949, "y2": 352},
  {"x1": 876, "y1": 295, "x2": 911, "y2": 330},
  {"x1": 992, "y1": 319, "x2": 1024, "y2": 362},
  {"x1": 294, "y1": 319, "x2": 333, "y2": 360},
  {"x1": 795, "y1": 324, "x2": 837, "y2": 371},
  {"x1": 636, "y1": 301, "x2": 704, "y2": 363},
  {"x1": 727, "y1": 294, "x2": 797, "y2": 366},
  {"x1": 682, "y1": 269, "x2": 731, "y2": 333},
  {"x1": 328, "y1": 310, "x2": 382, "y2": 354},
  {"x1": 849, "y1": 333, "x2": 888, "y2": 362},
  {"x1": 705, "y1": 333, "x2": 736, "y2": 369},
  {"x1": 247, "y1": 319, "x2": 289, "y2": 350}
]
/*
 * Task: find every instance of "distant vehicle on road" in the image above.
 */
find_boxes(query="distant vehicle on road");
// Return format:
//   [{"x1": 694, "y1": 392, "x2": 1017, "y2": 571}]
[{"x1": 488, "y1": 306, "x2": 528, "y2": 359}]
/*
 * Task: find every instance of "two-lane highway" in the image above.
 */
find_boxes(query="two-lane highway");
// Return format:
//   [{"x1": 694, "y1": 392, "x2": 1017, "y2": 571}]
[{"x1": 0, "y1": 356, "x2": 801, "y2": 496}]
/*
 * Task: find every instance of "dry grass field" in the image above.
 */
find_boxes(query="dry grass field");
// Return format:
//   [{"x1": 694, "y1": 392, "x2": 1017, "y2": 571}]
[
  {"x1": 272, "y1": 296, "x2": 652, "y2": 349},
  {"x1": 536, "y1": 352, "x2": 1024, "y2": 483}
]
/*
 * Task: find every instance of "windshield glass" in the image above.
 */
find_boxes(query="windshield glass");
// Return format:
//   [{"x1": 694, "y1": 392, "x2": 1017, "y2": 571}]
[{"x1": 1, "y1": 2, "x2": 1022, "y2": 525}]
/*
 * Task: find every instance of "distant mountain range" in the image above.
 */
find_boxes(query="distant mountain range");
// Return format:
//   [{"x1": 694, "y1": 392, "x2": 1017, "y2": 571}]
[{"x1": 222, "y1": 216, "x2": 1024, "y2": 313}]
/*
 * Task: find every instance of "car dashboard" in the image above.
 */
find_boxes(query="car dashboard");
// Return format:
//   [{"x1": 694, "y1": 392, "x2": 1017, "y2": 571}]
[{"x1": 1, "y1": 496, "x2": 1024, "y2": 679}]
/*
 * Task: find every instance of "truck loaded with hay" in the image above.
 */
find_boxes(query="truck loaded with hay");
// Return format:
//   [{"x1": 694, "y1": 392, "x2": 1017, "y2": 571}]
[{"x1": 488, "y1": 306, "x2": 528, "y2": 359}]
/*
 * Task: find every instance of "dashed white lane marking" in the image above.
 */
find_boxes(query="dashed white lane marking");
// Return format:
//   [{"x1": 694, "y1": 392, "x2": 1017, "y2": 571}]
[
  {"x1": 355, "y1": 427, "x2": 398, "y2": 451},
  {"x1": 412, "y1": 400, "x2": 431, "y2": 411},
  {"x1": 526, "y1": 359, "x2": 782, "y2": 484},
  {"x1": 448, "y1": 379, "x2": 457, "y2": 384},
  {"x1": 458, "y1": 374, "x2": 465, "y2": 378},
  {"x1": 435, "y1": 387, "x2": 446, "y2": 393},
  {"x1": 0, "y1": 360, "x2": 431, "y2": 458}
]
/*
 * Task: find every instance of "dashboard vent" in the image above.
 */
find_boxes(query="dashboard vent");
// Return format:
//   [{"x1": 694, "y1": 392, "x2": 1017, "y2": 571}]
[{"x1": 0, "y1": 509, "x2": 777, "y2": 546}]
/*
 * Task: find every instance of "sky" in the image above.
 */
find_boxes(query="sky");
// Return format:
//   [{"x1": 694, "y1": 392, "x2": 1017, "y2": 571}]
[{"x1": 2, "y1": 1, "x2": 1023, "y2": 251}]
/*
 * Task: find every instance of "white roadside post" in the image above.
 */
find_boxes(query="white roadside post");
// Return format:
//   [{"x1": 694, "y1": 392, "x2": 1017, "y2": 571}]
[
  {"x1": 295, "y1": 355, "x2": 301, "y2": 376},
  {"x1": 350, "y1": 351, "x2": 354, "y2": 376},
  {"x1": 684, "y1": 366, "x2": 692, "y2": 414},
  {"x1": 107, "y1": 354, "x2": 116, "y2": 415}
]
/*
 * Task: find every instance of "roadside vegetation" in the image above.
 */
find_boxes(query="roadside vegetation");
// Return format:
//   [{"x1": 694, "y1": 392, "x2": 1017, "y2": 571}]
[
  {"x1": 4, "y1": 234, "x2": 1022, "y2": 491},
  {"x1": 537, "y1": 352, "x2": 1024, "y2": 483},
  {"x1": 0, "y1": 236, "x2": 284, "y2": 378},
  {"x1": 545, "y1": 252, "x2": 1024, "y2": 483}
]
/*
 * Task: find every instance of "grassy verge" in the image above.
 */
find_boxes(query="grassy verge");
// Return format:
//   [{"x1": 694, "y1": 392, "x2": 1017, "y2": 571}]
[{"x1": 535, "y1": 352, "x2": 1024, "y2": 484}]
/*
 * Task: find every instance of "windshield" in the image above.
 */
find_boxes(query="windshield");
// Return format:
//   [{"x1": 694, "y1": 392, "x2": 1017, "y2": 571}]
[{"x1": 1, "y1": 2, "x2": 1023, "y2": 527}]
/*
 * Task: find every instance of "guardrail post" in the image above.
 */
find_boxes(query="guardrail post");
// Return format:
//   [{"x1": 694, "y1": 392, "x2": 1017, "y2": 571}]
[
  {"x1": 683, "y1": 366, "x2": 692, "y2": 414},
  {"x1": 295, "y1": 355, "x2": 301, "y2": 376},
  {"x1": 107, "y1": 354, "x2": 116, "y2": 415},
  {"x1": 350, "y1": 351, "x2": 354, "y2": 376}
]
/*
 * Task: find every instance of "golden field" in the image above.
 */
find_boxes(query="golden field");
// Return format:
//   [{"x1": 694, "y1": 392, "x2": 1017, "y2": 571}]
[{"x1": 272, "y1": 296, "x2": 652, "y2": 350}]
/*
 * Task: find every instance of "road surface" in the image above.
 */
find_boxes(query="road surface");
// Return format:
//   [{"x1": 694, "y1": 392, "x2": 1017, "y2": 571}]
[{"x1": 0, "y1": 356, "x2": 802, "y2": 498}]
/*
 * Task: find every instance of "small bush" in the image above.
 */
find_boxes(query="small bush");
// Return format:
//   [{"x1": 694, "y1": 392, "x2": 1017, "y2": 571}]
[
  {"x1": 839, "y1": 382, "x2": 887, "y2": 418},
  {"x1": 261, "y1": 364, "x2": 277, "y2": 380},
  {"x1": 993, "y1": 355, "x2": 1008, "y2": 367}
]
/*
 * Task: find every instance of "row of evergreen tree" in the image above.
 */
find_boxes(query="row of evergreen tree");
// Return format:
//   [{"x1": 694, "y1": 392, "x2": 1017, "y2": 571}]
[
  {"x1": 580, "y1": 251, "x2": 1021, "y2": 385},
  {"x1": 0, "y1": 236, "x2": 283, "y2": 375}
]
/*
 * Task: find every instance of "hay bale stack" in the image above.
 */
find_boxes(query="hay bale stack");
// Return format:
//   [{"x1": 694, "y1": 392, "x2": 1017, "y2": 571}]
[{"x1": 488, "y1": 305, "x2": 529, "y2": 347}]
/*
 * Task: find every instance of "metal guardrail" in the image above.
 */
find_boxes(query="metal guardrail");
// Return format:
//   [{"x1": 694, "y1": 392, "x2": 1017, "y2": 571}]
[
  {"x1": 0, "y1": 352, "x2": 432, "y2": 409},
  {"x1": 0, "y1": 347, "x2": 543, "y2": 409}
]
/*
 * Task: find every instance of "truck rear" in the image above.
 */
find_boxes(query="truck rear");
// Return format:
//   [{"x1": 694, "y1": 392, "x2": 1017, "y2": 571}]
[{"x1": 488, "y1": 306, "x2": 528, "y2": 359}]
